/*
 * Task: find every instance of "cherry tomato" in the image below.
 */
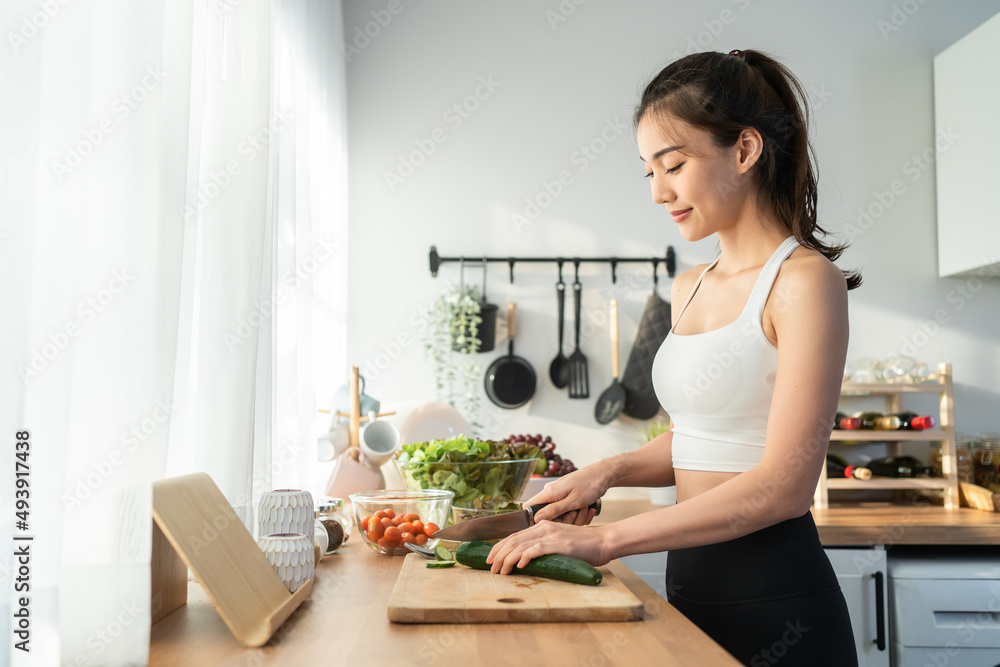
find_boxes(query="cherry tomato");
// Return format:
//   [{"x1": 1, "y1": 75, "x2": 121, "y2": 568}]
[
  {"x1": 397, "y1": 522, "x2": 414, "y2": 535},
  {"x1": 377, "y1": 537, "x2": 387, "y2": 548},
  {"x1": 384, "y1": 526, "x2": 401, "y2": 542},
  {"x1": 404, "y1": 513, "x2": 419, "y2": 523},
  {"x1": 369, "y1": 519, "x2": 385, "y2": 539},
  {"x1": 360, "y1": 516, "x2": 370, "y2": 531},
  {"x1": 384, "y1": 509, "x2": 395, "y2": 519},
  {"x1": 374, "y1": 510, "x2": 387, "y2": 520},
  {"x1": 423, "y1": 523, "x2": 439, "y2": 536},
  {"x1": 414, "y1": 533, "x2": 428, "y2": 546},
  {"x1": 411, "y1": 520, "x2": 424, "y2": 534},
  {"x1": 380, "y1": 517, "x2": 393, "y2": 530},
  {"x1": 400, "y1": 531, "x2": 415, "y2": 544}
]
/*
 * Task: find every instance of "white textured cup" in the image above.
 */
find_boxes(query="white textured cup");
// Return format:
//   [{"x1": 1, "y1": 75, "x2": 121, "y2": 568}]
[
  {"x1": 257, "y1": 533, "x2": 314, "y2": 593},
  {"x1": 257, "y1": 489, "x2": 314, "y2": 538},
  {"x1": 360, "y1": 417, "x2": 401, "y2": 468}
]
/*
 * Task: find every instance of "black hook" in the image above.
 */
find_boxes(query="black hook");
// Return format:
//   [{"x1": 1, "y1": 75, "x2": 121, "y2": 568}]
[
  {"x1": 429, "y1": 246, "x2": 441, "y2": 277},
  {"x1": 666, "y1": 245, "x2": 676, "y2": 278},
  {"x1": 610, "y1": 259, "x2": 618, "y2": 284},
  {"x1": 557, "y1": 259, "x2": 564, "y2": 284},
  {"x1": 508, "y1": 258, "x2": 515, "y2": 283},
  {"x1": 652, "y1": 258, "x2": 660, "y2": 287},
  {"x1": 573, "y1": 258, "x2": 581, "y2": 284}
]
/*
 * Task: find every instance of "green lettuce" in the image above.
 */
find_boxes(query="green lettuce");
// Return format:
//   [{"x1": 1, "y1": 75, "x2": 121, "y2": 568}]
[{"x1": 394, "y1": 435, "x2": 541, "y2": 509}]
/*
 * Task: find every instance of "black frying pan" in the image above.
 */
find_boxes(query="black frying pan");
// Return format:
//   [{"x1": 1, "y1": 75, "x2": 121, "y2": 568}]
[{"x1": 484, "y1": 302, "x2": 537, "y2": 409}]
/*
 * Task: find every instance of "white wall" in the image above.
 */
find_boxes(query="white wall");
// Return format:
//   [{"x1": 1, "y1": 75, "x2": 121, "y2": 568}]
[{"x1": 342, "y1": 0, "x2": 1000, "y2": 495}]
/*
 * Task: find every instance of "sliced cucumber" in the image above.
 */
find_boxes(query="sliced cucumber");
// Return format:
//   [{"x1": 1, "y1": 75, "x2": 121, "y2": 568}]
[
  {"x1": 434, "y1": 545, "x2": 453, "y2": 561},
  {"x1": 455, "y1": 541, "x2": 602, "y2": 586},
  {"x1": 426, "y1": 560, "x2": 456, "y2": 568}
]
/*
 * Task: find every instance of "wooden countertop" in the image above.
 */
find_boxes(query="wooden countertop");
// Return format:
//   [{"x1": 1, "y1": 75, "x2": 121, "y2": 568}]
[
  {"x1": 148, "y1": 499, "x2": 1000, "y2": 666},
  {"x1": 149, "y1": 539, "x2": 741, "y2": 667},
  {"x1": 597, "y1": 499, "x2": 1000, "y2": 546}
]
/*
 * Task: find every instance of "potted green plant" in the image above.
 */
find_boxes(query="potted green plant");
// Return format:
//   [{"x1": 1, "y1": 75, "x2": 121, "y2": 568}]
[{"x1": 424, "y1": 283, "x2": 483, "y2": 431}]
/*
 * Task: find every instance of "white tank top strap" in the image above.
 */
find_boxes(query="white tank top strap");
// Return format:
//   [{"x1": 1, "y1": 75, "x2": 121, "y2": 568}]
[
  {"x1": 671, "y1": 259, "x2": 719, "y2": 334},
  {"x1": 745, "y1": 236, "x2": 800, "y2": 321}
]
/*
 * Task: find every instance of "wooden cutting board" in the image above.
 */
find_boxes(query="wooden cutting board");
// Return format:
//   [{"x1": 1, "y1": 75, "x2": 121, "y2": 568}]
[{"x1": 387, "y1": 553, "x2": 644, "y2": 623}]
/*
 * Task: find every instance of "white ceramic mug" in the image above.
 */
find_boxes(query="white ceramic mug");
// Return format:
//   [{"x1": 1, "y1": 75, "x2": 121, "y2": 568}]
[
  {"x1": 318, "y1": 418, "x2": 350, "y2": 462},
  {"x1": 360, "y1": 412, "x2": 401, "y2": 469}
]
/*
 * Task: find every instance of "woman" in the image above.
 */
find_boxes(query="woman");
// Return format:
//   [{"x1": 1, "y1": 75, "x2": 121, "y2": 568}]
[{"x1": 487, "y1": 50, "x2": 861, "y2": 666}]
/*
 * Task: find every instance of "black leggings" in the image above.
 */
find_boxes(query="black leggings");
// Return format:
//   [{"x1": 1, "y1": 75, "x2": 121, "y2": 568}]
[{"x1": 665, "y1": 511, "x2": 859, "y2": 667}]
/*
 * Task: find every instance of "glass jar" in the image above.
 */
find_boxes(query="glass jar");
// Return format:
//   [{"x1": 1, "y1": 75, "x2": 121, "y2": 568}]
[
  {"x1": 315, "y1": 497, "x2": 352, "y2": 555},
  {"x1": 929, "y1": 438, "x2": 974, "y2": 483},
  {"x1": 974, "y1": 434, "x2": 1000, "y2": 493}
]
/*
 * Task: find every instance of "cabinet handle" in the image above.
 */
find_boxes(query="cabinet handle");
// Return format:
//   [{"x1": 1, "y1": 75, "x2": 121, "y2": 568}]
[{"x1": 873, "y1": 571, "x2": 886, "y2": 651}]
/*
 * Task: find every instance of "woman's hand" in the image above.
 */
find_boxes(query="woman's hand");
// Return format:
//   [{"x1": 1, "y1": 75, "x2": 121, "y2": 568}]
[
  {"x1": 522, "y1": 461, "x2": 615, "y2": 525},
  {"x1": 486, "y1": 520, "x2": 611, "y2": 574}
]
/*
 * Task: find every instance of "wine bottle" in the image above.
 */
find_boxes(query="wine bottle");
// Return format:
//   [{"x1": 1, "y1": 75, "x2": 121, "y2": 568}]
[
  {"x1": 888, "y1": 411, "x2": 936, "y2": 430},
  {"x1": 865, "y1": 455, "x2": 937, "y2": 478},
  {"x1": 826, "y1": 454, "x2": 872, "y2": 480},
  {"x1": 835, "y1": 411, "x2": 861, "y2": 430},
  {"x1": 853, "y1": 411, "x2": 901, "y2": 430}
]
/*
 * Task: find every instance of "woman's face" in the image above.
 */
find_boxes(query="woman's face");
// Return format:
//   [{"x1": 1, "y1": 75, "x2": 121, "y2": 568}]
[{"x1": 637, "y1": 114, "x2": 755, "y2": 242}]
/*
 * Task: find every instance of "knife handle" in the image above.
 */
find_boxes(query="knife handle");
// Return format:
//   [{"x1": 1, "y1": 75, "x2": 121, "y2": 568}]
[{"x1": 527, "y1": 498, "x2": 602, "y2": 525}]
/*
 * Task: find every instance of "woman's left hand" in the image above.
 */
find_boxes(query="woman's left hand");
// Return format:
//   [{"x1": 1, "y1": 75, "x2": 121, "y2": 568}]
[{"x1": 486, "y1": 520, "x2": 610, "y2": 574}]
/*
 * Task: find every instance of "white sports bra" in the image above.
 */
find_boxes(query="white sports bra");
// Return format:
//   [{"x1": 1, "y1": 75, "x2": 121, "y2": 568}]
[{"x1": 651, "y1": 236, "x2": 800, "y2": 473}]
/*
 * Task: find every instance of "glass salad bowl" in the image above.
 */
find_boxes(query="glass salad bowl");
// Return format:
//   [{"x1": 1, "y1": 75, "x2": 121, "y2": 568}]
[{"x1": 392, "y1": 436, "x2": 541, "y2": 510}]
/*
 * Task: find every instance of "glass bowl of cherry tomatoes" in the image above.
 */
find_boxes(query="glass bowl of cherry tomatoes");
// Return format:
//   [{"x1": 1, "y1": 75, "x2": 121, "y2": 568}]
[{"x1": 349, "y1": 489, "x2": 453, "y2": 555}]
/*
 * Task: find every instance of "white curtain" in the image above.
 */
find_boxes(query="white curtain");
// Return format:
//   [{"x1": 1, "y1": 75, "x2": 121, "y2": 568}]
[
  {"x1": 0, "y1": 0, "x2": 346, "y2": 664},
  {"x1": 270, "y1": 0, "x2": 349, "y2": 500}
]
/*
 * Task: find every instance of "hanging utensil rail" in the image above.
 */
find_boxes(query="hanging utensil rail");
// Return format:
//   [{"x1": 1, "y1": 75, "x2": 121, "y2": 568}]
[{"x1": 428, "y1": 246, "x2": 676, "y2": 279}]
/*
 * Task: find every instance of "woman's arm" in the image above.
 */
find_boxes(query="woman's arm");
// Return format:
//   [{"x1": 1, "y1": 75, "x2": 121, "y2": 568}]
[
  {"x1": 488, "y1": 253, "x2": 848, "y2": 571},
  {"x1": 522, "y1": 431, "x2": 675, "y2": 526}
]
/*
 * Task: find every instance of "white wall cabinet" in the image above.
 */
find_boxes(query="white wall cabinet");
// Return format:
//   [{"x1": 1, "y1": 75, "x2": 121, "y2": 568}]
[
  {"x1": 934, "y1": 9, "x2": 1000, "y2": 278},
  {"x1": 825, "y1": 547, "x2": 891, "y2": 667}
]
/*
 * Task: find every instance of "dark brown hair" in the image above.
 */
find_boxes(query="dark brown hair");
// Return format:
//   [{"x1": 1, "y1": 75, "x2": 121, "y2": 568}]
[{"x1": 635, "y1": 50, "x2": 861, "y2": 289}]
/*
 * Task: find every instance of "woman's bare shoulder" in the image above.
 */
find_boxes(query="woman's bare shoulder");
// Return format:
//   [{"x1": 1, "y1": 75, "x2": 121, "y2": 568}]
[
  {"x1": 779, "y1": 246, "x2": 847, "y2": 291},
  {"x1": 770, "y1": 246, "x2": 848, "y2": 320},
  {"x1": 670, "y1": 263, "x2": 714, "y2": 303}
]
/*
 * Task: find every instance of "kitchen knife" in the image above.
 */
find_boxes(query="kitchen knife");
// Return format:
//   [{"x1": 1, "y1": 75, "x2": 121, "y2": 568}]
[{"x1": 430, "y1": 499, "x2": 602, "y2": 542}]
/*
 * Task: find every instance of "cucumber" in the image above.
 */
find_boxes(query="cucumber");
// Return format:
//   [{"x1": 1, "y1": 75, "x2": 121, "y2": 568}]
[
  {"x1": 434, "y1": 545, "x2": 453, "y2": 561},
  {"x1": 426, "y1": 560, "x2": 456, "y2": 568},
  {"x1": 455, "y1": 541, "x2": 602, "y2": 586}
]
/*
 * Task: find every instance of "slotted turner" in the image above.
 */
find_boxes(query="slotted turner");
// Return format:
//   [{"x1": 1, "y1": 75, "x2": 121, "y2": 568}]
[{"x1": 568, "y1": 277, "x2": 589, "y2": 398}]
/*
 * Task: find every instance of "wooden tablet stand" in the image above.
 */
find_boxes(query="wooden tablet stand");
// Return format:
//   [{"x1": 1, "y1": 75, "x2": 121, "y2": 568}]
[{"x1": 151, "y1": 472, "x2": 313, "y2": 647}]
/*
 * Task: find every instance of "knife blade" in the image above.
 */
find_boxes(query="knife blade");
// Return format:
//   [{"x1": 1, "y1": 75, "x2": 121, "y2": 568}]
[{"x1": 430, "y1": 499, "x2": 602, "y2": 541}]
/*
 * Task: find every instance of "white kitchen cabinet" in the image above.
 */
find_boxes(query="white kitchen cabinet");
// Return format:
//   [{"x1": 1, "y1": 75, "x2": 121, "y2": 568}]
[
  {"x1": 619, "y1": 551, "x2": 669, "y2": 599},
  {"x1": 623, "y1": 547, "x2": 891, "y2": 666},
  {"x1": 889, "y1": 550, "x2": 1000, "y2": 666},
  {"x1": 934, "y1": 9, "x2": 1000, "y2": 278},
  {"x1": 826, "y1": 547, "x2": 891, "y2": 667}
]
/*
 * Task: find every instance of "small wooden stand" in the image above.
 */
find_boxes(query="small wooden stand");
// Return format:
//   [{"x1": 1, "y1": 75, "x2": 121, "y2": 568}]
[
  {"x1": 319, "y1": 366, "x2": 395, "y2": 460},
  {"x1": 151, "y1": 472, "x2": 313, "y2": 647},
  {"x1": 322, "y1": 366, "x2": 396, "y2": 496}
]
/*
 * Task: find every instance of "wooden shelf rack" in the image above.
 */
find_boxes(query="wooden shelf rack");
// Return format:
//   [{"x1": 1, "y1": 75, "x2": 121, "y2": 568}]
[{"x1": 813, "y1": 362, "x2": 959, "y2": 510}]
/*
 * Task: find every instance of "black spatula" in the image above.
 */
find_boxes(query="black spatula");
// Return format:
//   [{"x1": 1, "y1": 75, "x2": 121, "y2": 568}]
[{"x1": 594, "y1": 299, "x2": 625, "y2": 424}]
